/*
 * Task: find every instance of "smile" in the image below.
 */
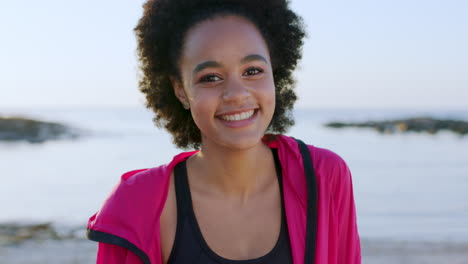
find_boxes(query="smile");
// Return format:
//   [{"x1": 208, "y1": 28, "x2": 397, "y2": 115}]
[{"x1": 218, "y1": 110, "x2": 255, "y2": 121}]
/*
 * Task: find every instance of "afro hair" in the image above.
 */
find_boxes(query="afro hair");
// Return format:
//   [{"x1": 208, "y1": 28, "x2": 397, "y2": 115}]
[{"x1": 134, "y1": 0, "x2": 306, "y2": 149}]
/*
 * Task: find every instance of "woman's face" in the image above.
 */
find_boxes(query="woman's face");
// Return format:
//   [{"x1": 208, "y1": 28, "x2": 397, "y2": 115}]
[{"x1": 173, "y1": 15, "x2": 275, "y2": 151}]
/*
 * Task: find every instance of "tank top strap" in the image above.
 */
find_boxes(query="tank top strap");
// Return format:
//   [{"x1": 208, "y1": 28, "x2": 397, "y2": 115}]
[
  {"x1": 173, "y1": 160, "x2": 191, "y2": 223},
  {"x1": 272, "y1": 148, "x2": 283, "y2": 192}
]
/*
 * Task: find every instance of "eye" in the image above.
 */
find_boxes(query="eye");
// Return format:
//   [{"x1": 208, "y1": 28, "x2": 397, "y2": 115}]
[
  {"x1": 243, "y1": 67, "x2": 264, "y2": 76},
  {"x1": 199, "y1": 74, "x2": 222, "y2": 83}
]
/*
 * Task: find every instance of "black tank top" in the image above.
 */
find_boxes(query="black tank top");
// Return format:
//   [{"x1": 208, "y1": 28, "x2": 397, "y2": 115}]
[{"x1": 167, "y1": 149, "x2": 293, "y2": 264}]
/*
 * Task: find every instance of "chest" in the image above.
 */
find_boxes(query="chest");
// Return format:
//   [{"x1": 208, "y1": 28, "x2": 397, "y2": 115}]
[
  {"x1": 191, "y1": 190, "x2": 283, "y2": 260},
  {"x1": 160, "y1": 172, "x2": 285, "y2": 263}
]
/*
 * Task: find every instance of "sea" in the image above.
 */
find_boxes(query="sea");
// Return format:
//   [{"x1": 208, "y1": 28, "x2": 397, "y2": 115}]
[{"x1": 1, "y1": 106, "x2": 467, "y2": 243}]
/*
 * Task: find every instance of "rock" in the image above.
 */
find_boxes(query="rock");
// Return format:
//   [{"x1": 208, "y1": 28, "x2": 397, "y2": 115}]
[
  {"x1": 0, "y1": 116, "x2": 80, "y2": 143},
  {"x1": 0, "y1": 222, "x2": 83, "y2": 246},
  {"x1": 324, "y1": 117, "x2": 468, "y2": 136}
]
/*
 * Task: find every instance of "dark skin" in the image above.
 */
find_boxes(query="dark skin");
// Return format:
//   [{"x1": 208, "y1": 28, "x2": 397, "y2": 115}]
[
  {"x1": 159, "y1": 16, "x2": 284, "y2": 263},
  {"x1": 160, "y1": 161, "x2": 281, "y2": 262}
]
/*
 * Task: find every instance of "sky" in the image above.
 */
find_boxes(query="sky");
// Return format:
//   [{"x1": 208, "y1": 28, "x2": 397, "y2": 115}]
[{"x1": 1, "y1": 0, "x2": 467, "y2": 110}]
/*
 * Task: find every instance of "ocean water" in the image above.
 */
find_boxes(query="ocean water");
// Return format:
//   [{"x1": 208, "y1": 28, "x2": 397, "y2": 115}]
[{"x1": 1, "y1": 106, "x2": 467, "y2": 242}]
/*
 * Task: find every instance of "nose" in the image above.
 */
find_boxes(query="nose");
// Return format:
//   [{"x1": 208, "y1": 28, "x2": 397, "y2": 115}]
[{"x1": 222, "y1": 76, "x2": 250, "y2": 103}]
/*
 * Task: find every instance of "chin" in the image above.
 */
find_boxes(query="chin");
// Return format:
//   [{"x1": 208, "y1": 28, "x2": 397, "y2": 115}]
[{"x1": 205, "y1": 132, "x2": 265, "y2": 152}]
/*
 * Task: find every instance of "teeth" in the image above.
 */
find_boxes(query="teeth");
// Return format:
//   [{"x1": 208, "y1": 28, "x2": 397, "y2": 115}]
[{"x1": 219, "y1": 110, "x2": 255, "y2": 121}]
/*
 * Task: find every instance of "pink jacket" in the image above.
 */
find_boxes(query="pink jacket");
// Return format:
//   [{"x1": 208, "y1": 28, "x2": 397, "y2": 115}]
[{"x1": 87, "y1": 135, "x2": 361, "y2": 263}]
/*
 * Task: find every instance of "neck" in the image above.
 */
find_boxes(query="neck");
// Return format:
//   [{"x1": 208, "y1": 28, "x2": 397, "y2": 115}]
[{"x1": 187, "y1": 139, "x2": 276, "y2": 203}]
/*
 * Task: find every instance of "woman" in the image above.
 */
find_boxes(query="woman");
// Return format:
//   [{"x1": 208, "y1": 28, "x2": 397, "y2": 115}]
[{"x1": 86, "y1": 0, "x2": 361, "y2": 263}]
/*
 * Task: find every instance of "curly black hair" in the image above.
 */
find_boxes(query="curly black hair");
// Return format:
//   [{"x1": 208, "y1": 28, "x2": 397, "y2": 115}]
[{"x1": 134, "y1": 0, "x2": 306, "y2": 149}]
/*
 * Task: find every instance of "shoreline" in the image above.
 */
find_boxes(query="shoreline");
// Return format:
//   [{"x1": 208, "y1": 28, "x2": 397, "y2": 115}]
[
  {"x1": 361, "y1": 238, "x2": 468, "y2": 263},
  {"x1": 2, "y1": 237, "x2": 468, "y2": 264}
]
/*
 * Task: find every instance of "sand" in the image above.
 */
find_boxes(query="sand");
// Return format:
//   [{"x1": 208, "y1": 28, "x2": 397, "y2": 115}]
[
  {"x1": 1, "y1": 238, "x2": 468, "y2": 264},
  {"x1": 361, "y1": 238, "x2": 468, "y2": 264}
]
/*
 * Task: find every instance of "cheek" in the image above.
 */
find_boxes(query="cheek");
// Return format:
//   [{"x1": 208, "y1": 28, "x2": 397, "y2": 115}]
[
  {"x1": 260, "y1": 81, "x2": 276, "y2": 127},
  {"x1": 268, "y1": 85, "x2": 276, "y2": 106},
  {"x1": 259, "y1": 79, "x2": 276, "y2": 110},
  {"x1": 189, "y1": 90, "x2": 218, "y2": 127}
]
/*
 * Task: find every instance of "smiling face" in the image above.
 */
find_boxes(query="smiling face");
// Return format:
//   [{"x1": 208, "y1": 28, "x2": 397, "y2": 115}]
[{"x1": 172, "y1": 15, "x2": 276, "y2": 151}]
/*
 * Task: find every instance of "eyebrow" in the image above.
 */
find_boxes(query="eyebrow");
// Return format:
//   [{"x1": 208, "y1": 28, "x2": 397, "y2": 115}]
[
  {"x1": 193, "y1": 61, "x2": 223, "y2": 75},
  {"x1": 192, "y1": 54, "x2": 268, "y2": 75},
  {"x1": 240, "y1": 54, "x2": 268, "y2": 65}
]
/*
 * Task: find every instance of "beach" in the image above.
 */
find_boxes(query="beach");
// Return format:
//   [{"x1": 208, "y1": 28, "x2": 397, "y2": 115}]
[
  {"x1": 1, "y1": 107, "x2": 467, "y2": 263},
  {"x1": 361, "y1": 238, "x2": 468, "y2": 264},
  {"x1": 2, "y1": 236, "x2": 468, "y2": 263}
]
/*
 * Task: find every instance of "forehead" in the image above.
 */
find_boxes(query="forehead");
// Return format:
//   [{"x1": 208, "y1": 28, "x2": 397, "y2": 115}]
[{"x1": 179, "y1": 15, "x2": 270, "y2": 66}]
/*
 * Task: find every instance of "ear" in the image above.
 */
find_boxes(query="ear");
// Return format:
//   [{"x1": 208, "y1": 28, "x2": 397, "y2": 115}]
[{"x1": 170, "y1": 76, "x2": 190, "y2": 109}]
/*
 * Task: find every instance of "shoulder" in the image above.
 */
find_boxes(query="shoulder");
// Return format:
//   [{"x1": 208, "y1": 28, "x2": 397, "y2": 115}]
[
  {"x1": 275, "y1": 134, "x2": 353, "y2": 193},
  {"x1": 273, "y1": 134, "x2": 352, "y2": 185},
  {"x1": 115, "y1": 164, "x2": 171, "y2": 202},
  {"x1": 88, "y1": 151, "x2": 198, "y2": 229},
  {"x1": 306, "y1": 144, "x2": 354, "y2": 200},
  {"x1": 279, "y1": 134, "x2": 349, "y2": 174},
  {"x1": 293, "y1": 140, "x2": 352, "y2": 193},
  {"x1": 98, "y1": 150, "x2": 199, "y2": 213},
  {"x1": 113, "y1": 165, "x2": 171, "y2": 197},
  {"x1": 87, "y1": 164, "x2": 170, "y2": 229},
  {"x1": 308, "y1": 145, "x2": 349, "y2": 173}
]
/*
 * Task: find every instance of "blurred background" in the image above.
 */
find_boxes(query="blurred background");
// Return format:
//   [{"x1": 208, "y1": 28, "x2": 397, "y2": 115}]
[{"x1": 1, "y1": 0, "x2": 467, "y2": 263}]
